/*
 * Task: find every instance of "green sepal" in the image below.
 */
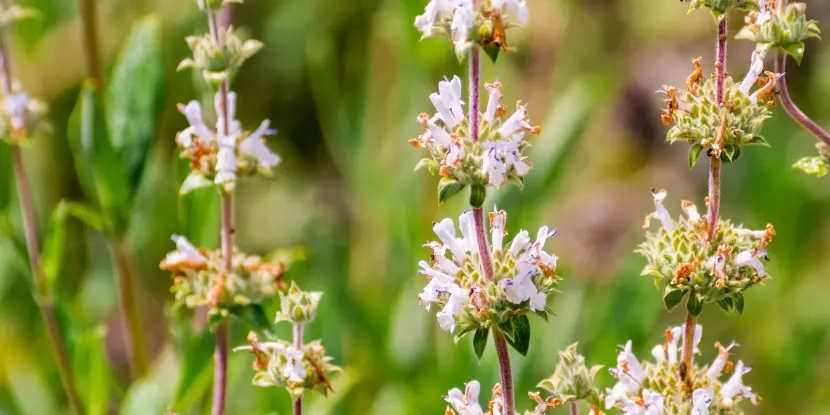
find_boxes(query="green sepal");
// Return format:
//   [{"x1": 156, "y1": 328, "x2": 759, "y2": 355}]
[
  {"x1": 438, "y1": 178, "x2": 466, "y2": 205},
  {"x1": 482, "y1": 44, "x2": 500, "y2": 63},
  {"x1": 663, "y1": 288, "x2": 687, "y2": 312},
  {"x1": 782, "y1": 42, "x2": 806, "y2": 65},
  {"x1": 686, "y1": 290, "x2": 703, "y2": 316},
  {"x1": 688, "y1": 144, "x2": 704, "y2": 169}
]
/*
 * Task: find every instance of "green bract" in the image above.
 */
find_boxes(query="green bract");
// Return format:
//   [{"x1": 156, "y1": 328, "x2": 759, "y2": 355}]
[
  {"x1": 178, "y1": 27, "x2": 263, "y2": 90},
  {"x1": 536, "y1": 343, "x2": 602, "y2": 404},
  {"x1": 793, "y1": 142, "x2": 830, "y2": 177},
  {"x1": 687, "y1": 0, "x2": 758, "y2": 19},
  {"x1": 736, "y1": 2, "x2": 821, "y2": 64},
  {"x1": 275, "y1": 282, "x2": 323, "y2": 325},
  {"x1": 664, "y1": 76, "x2": 772, "y2": 167},
  {"x1": 637, "y1": 196, "x2": 774, "y2": 316}
]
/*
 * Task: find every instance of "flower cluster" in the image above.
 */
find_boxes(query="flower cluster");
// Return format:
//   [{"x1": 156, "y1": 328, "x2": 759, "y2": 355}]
[
  {"x1": 736, "y1": 1, "x2": 820, "y2": 63},
  {"x1": 443, "y1": 380, "x2": 604, "y2": 415},
  {"x1": 275, "y1": 281, "x2": 323, "y2": 325},
  {"x1": 410, "y1": 76, "x2": 539, "y2": 204},
  {"x1": 535, "y1": 343, "x2": 603, "y2": 406},
  {"x1": 176, "y1": 91, "x2": 280, "y2": 193},
  {"x1": 178, "y1": 25, "x2": 263, "y2": 89},
  {"x1": 160, "y1": 235, "x2": 286, "y2": 326},
  {"x1": 414, "y1": 0, "x2": 529, "y2": 60},
  {"x1": 659, "y1": 55, "x2": 776, "y2": 167},
  {"x1": 687, "y1": 0, "x2": 759, "y2": 18},
  {"x1": 792, "y1": 141, "x2": 830, "y2": 177},
  {"x1": 638, "y1": 190, "x2": 775, "y2": 315},
  {"x1": 0, "y1": 83, "x2": 48, "y2": 143},
  {"x1": 417, "y1": 207, "x2": 558, "y2": 336},
  {"x1": 605, "y1": 324, "x2": 759, "y2": 414},
  {"x1": 235, "y1": 332, "x2": 340, "y2": 401}
]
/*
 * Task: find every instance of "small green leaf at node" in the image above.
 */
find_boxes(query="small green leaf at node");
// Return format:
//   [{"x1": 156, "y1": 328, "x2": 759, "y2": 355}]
[
  {"x1": 783, "y1": 42, "x2": 806, "y2": 64},
  {"x1": 735, "y1": 293, "x2": 745, "y2": 315},
  {"x1": 473, "y1": 328, "x2": 489, "y2": 360},
  {"x1": 469, "y1": 184, "x2": 486, "y2": 208},
  {"x1": 688, "y1": 144, "x2": 704, "y2": 169},
  {"x1": 503, "y1": 315, "x2": 530, "y2": 356},
  {"x1": 686, "y1": 291, "x2": 703, "y2": 316},
  {"x1": 438, "y1": 178, "x2": 466, "y2": 205},
  {"x1": 663, "y1": 288, "x2": 687, "y2": 312}
]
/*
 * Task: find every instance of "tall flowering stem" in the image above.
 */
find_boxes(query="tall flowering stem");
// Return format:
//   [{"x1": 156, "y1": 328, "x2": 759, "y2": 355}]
[
  {"x1": 77, "y1": 0, "x2": 102, "y2": 86},
  {"x1": 773, "y1": 0, "x2": 830, "y2": 146},
  {"x1": 293, "y1": 323, "x2": 305, "y2": 415},
  {"x1": 112, "y1": 242, "x2": 149, "y2": 379},
  {"x1": 0, "y1": 20, "x2": 83, "y2": 415},
  {"x1": 707, "y1": 17, "x2": 727, "y2": 238},
  {"x1": 569, "y1": 401, "x2": 578, "y2": 415},
  {"x1": 493, "y1": 330, "x2": 515, "y2": 414}
]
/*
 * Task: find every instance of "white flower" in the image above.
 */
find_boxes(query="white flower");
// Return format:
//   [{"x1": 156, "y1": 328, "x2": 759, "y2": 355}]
[
  {"x1": 489, "y1": 208, "x2": 507, "y2": 252},
  {"x1": 431, "y1": 75, "x2": 465, "y2": 129},
  {"x1": 498, "y1": 101, "x2": 532, "y2": 138},
  {"x1": 216, "y1": 91, "x2": 241, "y2": 138},
  {"x1": 691, "y1": 387, "x2": 714, "y2": 415},
  {"x1": 445, "y1": 380, "x2": 484, "y2": 415},
  {"x1": 735, "y1": 248, "x2": 767, "y2": 277},
  {"x1": 178, "y1": 100, "x2": 214, "y2": 145},
  {"x1": 651, "y1": 345, "x2": 666, "y2": 363},
  {"x1": 642, "y1": 389, "x2": 664, "y2": 415},
  {"x1": 618, "y1": 340, "x2": 646, "y2": 383},
  {"x1": 3, "y1": 92, "x2": 28, "y2": 130},
  {"x1": 162, "y1": 234, "x2": 206, "y2": 266},
  {"x1": 433, "y1": 217, "x2": 470, "y2": 260},
  {"x1": 682, "y1": 200, "x2": 701, "y2": 222},
  {"x1": 417, "y1": 113, "x2": 452, "y2": 147},
  {"x1": 459, "y1": 210, "x2": 479, "y2": 253},
  {"x1": 239, "y1": 120, "x2": 280, "y2": 169},
  {"x1": 451, "y1": 0, "x2": 475, "y2": 56},
  {"x1": 481, "y1": 138, "x2": 531, "y2": 187},
  {"x1": 739, "y1": 51, "x2": 765, "y2": 97},
  {"x1": 437, "y1": 283, "x2": 468, "y2": 332},
  {"x1": 282, "y1": 347, "x2": 306, "y2": 383},
  {"x1": 706, "y1": 341, "x2": 738, "y2": 380},
  {"x1": 414, "y1": 0, "x2": 455, "y2": 37},
  {"x1": 492, "y1": 0, "x2": 530, "y2": 26},
  {"x1": 647, "y1": 189, "x2": 675, "y2": 231},
  {"x1": 720, "y1": 360, "x2": 759, "y2": 406},
  {"x1": 666, "y1": 325, "x2": 682, "y2": 365},
  {"x1": 215, "y1": 144, "x2": 237, "y2": 185},
  {"x1": 508, "y1": 229, "x2": 530, "y2": 257},
  {"x1": 483, "y1": 81, "x2": 503, "y2": 125}
]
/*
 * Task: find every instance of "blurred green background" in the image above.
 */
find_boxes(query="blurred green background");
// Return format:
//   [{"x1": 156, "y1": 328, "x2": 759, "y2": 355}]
[{"x1": 1, "y1": 0, "x2": 830, "y2": 414}]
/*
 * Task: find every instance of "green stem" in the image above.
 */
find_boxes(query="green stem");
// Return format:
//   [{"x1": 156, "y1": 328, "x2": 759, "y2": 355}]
[
  {"x1": 77, "y1": 0, "x2": 103, "y2": 86},
  {"x1": 111, "y1": 241, "x2": 149, "y2": 379}
]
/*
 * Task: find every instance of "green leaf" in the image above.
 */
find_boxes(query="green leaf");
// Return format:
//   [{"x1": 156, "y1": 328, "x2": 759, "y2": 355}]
[
  {"x1": 734, "y1": 293, "x2": 745, "y2": 315},
  {"x1": 534, "y1": 310, "x2": 549, "y2": 322},
  {"x1": 720, "y1": 145, "x2": 738, "y2": 163},
  {"x1": 483, "y1": 44, "x2": 500, "y2": 63},
  {"x1": 792, "y1": 156, "x2": 829, "y2": 177},
  {"x1": 663, "y1": 289, "x2": 686, "y2": 311},
  {"x1": 688, "y1": 144, "x2": 704, "y2": 169},
  {"x1": 73, "y1": 326, "x2": 113, "y2": 415},
  {"x1": 179, "y1": 172, "x2": 213, "y2": 195},
  {"x1": 782, "y1": 42, "x2": 806, "y2": 65},
  {"x1": 746, "y1": 136, "x2": 770, "y2": 146},
  {"x1": 414, "y1": 158, "x2": 439, "y2": 174},
  {"x1": 437, "y1": 178, "x2": 465, "y2": 205},
  {"x1": 686, "y1": 291, "x2": 703, "y2": 316},
  {"x1": 497, "y1": 317, "x2": 516, "y2": 342},
  {"x1": 41, "y1": 201, "x2": 71, "y2": 297},
  {"x1": 68, "y1": 82, "x2": 132, "y2": 238},
  {"x1": 107, "y1": 15, "x2": 163, "y2": 190},
  {"x1": 229, "y1": 304, "x2": 274, "y2": 336},
  {"x1": 716, "y1": 297, "x2": 734, "y2": 315},
  {"x1": 473, "y1": 328, "x2": 489, "y2": 360},
  {"x1": 469, "y1": 184, "x2": 486, "y2": 208},
  {"x1": 502, "y1": 315, "x2": 530, "y2": 356}
]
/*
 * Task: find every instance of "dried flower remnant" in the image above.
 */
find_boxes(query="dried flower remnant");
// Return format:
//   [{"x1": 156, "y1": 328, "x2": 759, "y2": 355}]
[
  {"x1": 160, "y1": 235, "x2": 286, "y2": 326},
  {"x1": 411, "y1": 77, "x2": 539, "y2": 204},
  {"x1": 417, "y1": 207, "x2": 559, "y2": 337},
  {"x1": 638, "y1": 191, "x2": 774, "y2": 315},
  {"x1": 604, "y1": 324, "x2": 759, "y2": 414}
]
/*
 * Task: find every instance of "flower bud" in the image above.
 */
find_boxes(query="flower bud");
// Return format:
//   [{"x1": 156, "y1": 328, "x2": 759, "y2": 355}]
[
  {"x1": 537, "y1": 343, "x2": 602, "y2": 403},
  {"x1": 276, "y1": 282, "x2": 323, "y2": 325}
]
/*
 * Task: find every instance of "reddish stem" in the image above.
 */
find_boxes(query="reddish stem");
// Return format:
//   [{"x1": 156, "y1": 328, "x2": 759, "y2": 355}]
[
  {"x1": 707, "y1": 18, "x2": 727, "y2": 239},
  {"x1": 493, "y1": 330, "x2": 515, "y2": 414},
  {"x1": 293, "y1": 323, "x2": 305, "y2": 415},
  {"x1": 774, "y1": 53, "x2": 830, "y2": 146},
  {"x1": 472, "y1": 207, "x2": 495, "y2": 280}
]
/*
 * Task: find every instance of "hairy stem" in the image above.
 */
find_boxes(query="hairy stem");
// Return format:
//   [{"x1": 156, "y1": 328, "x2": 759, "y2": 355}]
[
  {"x1": 212, "y1": 320, "x2": 229, "y2": 415},
  {"x1": 570, "y1": 401, "x2": 579, "y2": 415},
  {"x1": 293, "y1": 323, "x2": 305, "y2": 415},
  {"x1": 775, "y1": 53, "x2": 830, "y2": 146},
  {"x1": 707, "y1": 17, "x2": 727, "y2": 238},
  {"x1": 0, "y1": 22, "x2": 83, "y2": 415},
  {"x1": 210, "y1": 5, "x2": 234, "y2": 413},
  {"x1": 469, "y1": 47, "x2": 480, "y2": 142},
  {"x1": 493, "y1": 330, "x2": 515, "y2": 414},
  {"x1": 77, "y1": 0, "x2": 103, "y2": 86},
  {"x1": 473, "y1": 207, "x2": 494, "y2": 280},
  {"x1": 681, "y1": 311, "x2": 698, "y2": 385},
  {"x1": 111, "y1": 242, "x2": 149, "y2": 379}
]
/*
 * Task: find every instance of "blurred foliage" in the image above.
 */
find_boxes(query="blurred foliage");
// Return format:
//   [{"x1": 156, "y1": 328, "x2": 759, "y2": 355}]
[{"x1": 0, "y1": 0, "x2": 829, "y2": 414}]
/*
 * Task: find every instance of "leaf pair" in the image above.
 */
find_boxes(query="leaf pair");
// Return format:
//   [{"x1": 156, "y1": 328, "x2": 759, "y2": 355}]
[{"x1": 472, "y1": 315, "x2": 532, "y2": 359}]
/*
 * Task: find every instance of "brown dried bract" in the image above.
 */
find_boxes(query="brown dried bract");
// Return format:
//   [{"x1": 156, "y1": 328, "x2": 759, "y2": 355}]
[
  {"x1": 304, "y1": 354, "x2": 335, "y2": 393},
  {"x1": 481, "y1": 11, "x2": 515, "y2": 52},
  {"x1": 660, "y1": 86, "x2": 680, "y2": 126},
  {"x1": 528, "y1": 391, "x2": 561, "y2": 410},
  {"x1": 711, "y1": 113, "x2": 728, "y2": 157},
  {"x1": 672, "y1": 259, "x2": 700, "y2": 284},
  {"x1": 755, "y1": 72, "x2": 779, "y2": 102},
  {"x1": 686, "y1": 57, "x2": 703, "y2": 96},
  {"x1": 206, "y1": 275, "x2": 226, "y2": 308}
]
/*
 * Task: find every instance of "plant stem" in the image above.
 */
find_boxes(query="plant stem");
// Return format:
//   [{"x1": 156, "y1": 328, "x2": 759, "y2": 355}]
[
  {"x1": 472, "y1": 207, "x2": 495, "y2": 280},
  {"x1": 77, "y1": 0, "x2": 103, "y2": 86},
  {"x1": 707, "y1": 17, "x2": 727, "y2": 238},
  {"x1": 469, "y1": 47, "x2": 480, "y2": 143},
  {"x1": 0, "y1": 22, "x2": 83, "y2": 415},
  {"x1": 774, "y1": 54, "x2": 830, "y2": 146},
  {"x1": 293, "y1": 323, "x2": 305, "y2": 415},
  {"x1": 570, "y1": 401, "x2": 579, "y2": 415},
  {"x1": 111, "y1": 241, "x2": 149, "y2": 379},
  {"x1": 493, "y1": 330, "x2": 515, "y2": 415},
  {"x1": 207, "y1": 3, "x2": 234, "y2": 413},
  {"x1": 680, "y1": 311, "x2": 698, "y2": 385}
]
